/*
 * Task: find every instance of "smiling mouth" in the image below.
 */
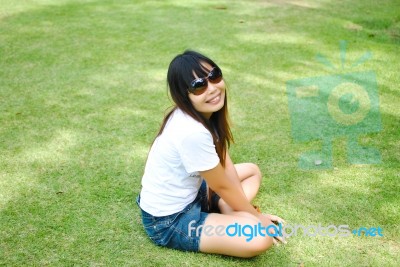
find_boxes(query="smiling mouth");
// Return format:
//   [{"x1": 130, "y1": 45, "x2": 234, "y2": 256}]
[{"x1": 206, "y1": 94, "x2": 221, "y2": 104}]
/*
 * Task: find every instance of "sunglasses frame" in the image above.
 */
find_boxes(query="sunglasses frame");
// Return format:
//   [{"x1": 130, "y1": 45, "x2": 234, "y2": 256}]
[{"x1": 188, "y1": 66, "x2": 223, "y2": 95}]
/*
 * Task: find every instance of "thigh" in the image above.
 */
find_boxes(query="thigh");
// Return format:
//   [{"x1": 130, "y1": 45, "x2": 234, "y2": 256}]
[
  {"x1": 139, "y1": 186, "x2": 210, "y2": 252},
  {"x1": 198, "y1": 212, "x2": 274, "y2": 257}
]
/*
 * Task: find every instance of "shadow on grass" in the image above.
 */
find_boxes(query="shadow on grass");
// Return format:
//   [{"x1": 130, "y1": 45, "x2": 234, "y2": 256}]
[{"x1": 0, "y1": 0, "x2": 399, "y2": 266}]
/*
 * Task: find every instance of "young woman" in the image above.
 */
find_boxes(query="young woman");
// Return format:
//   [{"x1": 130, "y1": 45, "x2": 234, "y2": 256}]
[{"x1": 137, "y1": 50, "x2": 285, "y2": 258}]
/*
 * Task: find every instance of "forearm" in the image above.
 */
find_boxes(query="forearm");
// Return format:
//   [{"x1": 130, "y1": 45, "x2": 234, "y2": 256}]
[
  {"x1": 224, "y1": 152, "x2": 247, "y2": 198},
  {"x1": 224, "y1": 167, "x2": 246, "y2": 197},
  {"x1": 214, "y1": 182, "x2": 259, "y2": 217},
  {"x1": 200, "y1": 163, "x2": 259, "y2": 217}
]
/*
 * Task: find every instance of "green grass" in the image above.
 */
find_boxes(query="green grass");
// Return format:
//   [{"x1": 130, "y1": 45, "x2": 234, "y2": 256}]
[{"x1": 0, "y1": 0, "x2": 399, "y2": 266}]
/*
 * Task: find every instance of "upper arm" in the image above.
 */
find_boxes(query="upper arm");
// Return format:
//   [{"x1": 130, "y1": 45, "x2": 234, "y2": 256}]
[
  {"x1": 199, "y1": 163, "x2": 231, "y2": 191},
  {"x1": 199, "y1": 161, "x2": 256, "y2": 215},
  {"x1": 225, "y1": 150, "x2": 234, "y2": 168},
  {"x1": 179, "y1": 131, "x2": 219, "y2": 173},
  {"x1": 224, "y1": 150, "x2": 240, "y2": 181}
]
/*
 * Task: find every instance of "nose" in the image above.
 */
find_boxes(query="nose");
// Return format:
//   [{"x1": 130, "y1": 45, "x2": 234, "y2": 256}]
[{"x1": 206, "y1": 81, "x2": 218, "y2": 94}]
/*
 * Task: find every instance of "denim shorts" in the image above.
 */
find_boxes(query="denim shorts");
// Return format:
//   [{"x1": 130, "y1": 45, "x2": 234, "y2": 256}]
[{"x1": 136, "y1": 181, "x2": 220, "y2": 252}]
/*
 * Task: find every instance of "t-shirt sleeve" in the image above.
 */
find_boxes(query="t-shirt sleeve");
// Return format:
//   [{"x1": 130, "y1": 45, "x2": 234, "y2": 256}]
[{"x1": 179, "y1": 131, "x2": 220, "y2": 173}]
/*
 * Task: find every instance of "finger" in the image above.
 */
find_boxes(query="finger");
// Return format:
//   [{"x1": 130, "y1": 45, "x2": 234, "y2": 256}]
[
  {"x1": 267, "y1": 227, "x2": 284, "y2": 243},
  {"x1": 271, "y1": 216, "x2": 286, "y2": 225},
  {"x1": 271, "y1": 218, "x2": 283, "y2": 226},
  {"x1": 271, "y1": 215, "x2": 285, "y2": 223},
  {"x1": 268, "y1": 228, "x2": 283, "y2": 244},
  {"x1": 275, "y1": 236, "x2": 287, "y2": 244},
  {"x1": 277, "y1": 217, "x2": 286, "y2": 224},
  {"x1": 272, "y1": 235, "x2": 286, "y2": 245},
  {"x1": 273, "y1": 236, "x2": 285, "y2": 246},
  {"x1": 272, "y1": 234, "x2": 281, "y2": 242}
]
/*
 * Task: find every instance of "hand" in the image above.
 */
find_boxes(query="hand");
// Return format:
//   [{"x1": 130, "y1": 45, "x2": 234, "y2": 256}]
[
  {"x1": 264, "y1": 214, "x2": 286, "y2": 226},
  {"x1": 258, "y1": 213, "x2": 287, "y2": 245}
]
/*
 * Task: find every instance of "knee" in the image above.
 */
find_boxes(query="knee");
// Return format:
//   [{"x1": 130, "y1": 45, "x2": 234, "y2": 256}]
[
  {"x1": 249, "y1": 163, "x2": 262, "y2": 182},
  {"x1": 242, "y1": 236, "x2": 274, "y2": 258}
]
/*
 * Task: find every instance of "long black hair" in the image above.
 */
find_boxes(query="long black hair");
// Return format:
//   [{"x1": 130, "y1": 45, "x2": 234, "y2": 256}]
[{"x1": 156, "y1": 50, "x2": 233, "y2": 166}]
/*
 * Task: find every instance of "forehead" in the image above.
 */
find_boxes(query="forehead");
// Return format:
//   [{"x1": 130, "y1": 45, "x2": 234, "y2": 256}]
[
  {"x1": 200, "y1": 62, "x2": 213, "y2": 71},
  {"x1": 192, "y1": 62, "x2": 213, "y2": 78}
]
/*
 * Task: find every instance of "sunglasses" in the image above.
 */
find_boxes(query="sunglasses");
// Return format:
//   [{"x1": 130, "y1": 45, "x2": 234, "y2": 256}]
[{"x1": 188, "y1": 66, "x2": 223, "y2": 95}]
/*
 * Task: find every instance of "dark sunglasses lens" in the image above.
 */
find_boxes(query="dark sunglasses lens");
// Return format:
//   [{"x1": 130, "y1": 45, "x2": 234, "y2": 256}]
[
  {"x1": 209, "y1": 67, "x2": 222, "y2": 82},
  {"x1": 190, "y1": 79, "x2": 207, "y2": 95}
]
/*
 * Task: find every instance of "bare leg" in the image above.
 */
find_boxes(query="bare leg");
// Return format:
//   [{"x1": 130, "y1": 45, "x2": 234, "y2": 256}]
[
  {"x1": 199, "y1": 212, "x2": 274, "y2": 258},
  {"x1": 218, "y1": 163, "x2": 262, "y2": 214},
  {"x1": 198, "y1": 163, "x2": 276, "y2": 257}
]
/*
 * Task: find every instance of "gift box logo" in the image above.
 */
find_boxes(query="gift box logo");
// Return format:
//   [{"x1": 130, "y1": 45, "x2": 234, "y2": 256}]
[{"x1": 286, "y1": 41, "x2": 382, "y2": 170}]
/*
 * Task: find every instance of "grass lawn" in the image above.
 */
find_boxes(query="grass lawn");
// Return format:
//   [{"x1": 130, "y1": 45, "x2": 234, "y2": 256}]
[{"x1": 0, "y1": 0, "x2": 399, "y2": 266}]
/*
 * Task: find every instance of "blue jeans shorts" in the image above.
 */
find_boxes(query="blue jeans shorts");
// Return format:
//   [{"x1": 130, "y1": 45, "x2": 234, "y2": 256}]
[{"x1": 136, "y1": 181, "x2": 220, "y2": 252}]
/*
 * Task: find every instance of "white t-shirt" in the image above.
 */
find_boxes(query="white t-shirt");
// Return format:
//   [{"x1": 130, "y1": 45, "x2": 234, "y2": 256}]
[{"x1": 139, "y1": 108, "x2": 220, "y2": 216}]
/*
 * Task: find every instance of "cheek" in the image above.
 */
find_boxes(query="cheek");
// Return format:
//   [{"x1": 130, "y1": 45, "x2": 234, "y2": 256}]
[
  {"x1": 217, "y1": 82, "x2": 226, "y2": 94},
  {"x1": 188, "y1": 94, "x2": 204, "y2": 108}
]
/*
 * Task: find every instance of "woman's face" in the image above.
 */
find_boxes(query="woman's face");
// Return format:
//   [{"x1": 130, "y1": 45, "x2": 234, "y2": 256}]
[{"x1": 188, "y1": 63, "x2": 226, "y2": 119}]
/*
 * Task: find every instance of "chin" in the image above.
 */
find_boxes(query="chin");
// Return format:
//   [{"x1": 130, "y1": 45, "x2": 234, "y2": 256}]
[{"x1": 210, "y1": 102, "x2": 225, "y2": 113}]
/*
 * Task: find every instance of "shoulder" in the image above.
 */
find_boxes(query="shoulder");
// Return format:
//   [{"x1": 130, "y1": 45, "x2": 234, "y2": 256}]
[
  {"x1": 162, "y1": 109, "x2": 214, "y2": 151},
  {"x1": 168, "y1": 108, "x2": 210, "y2": 135}
]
